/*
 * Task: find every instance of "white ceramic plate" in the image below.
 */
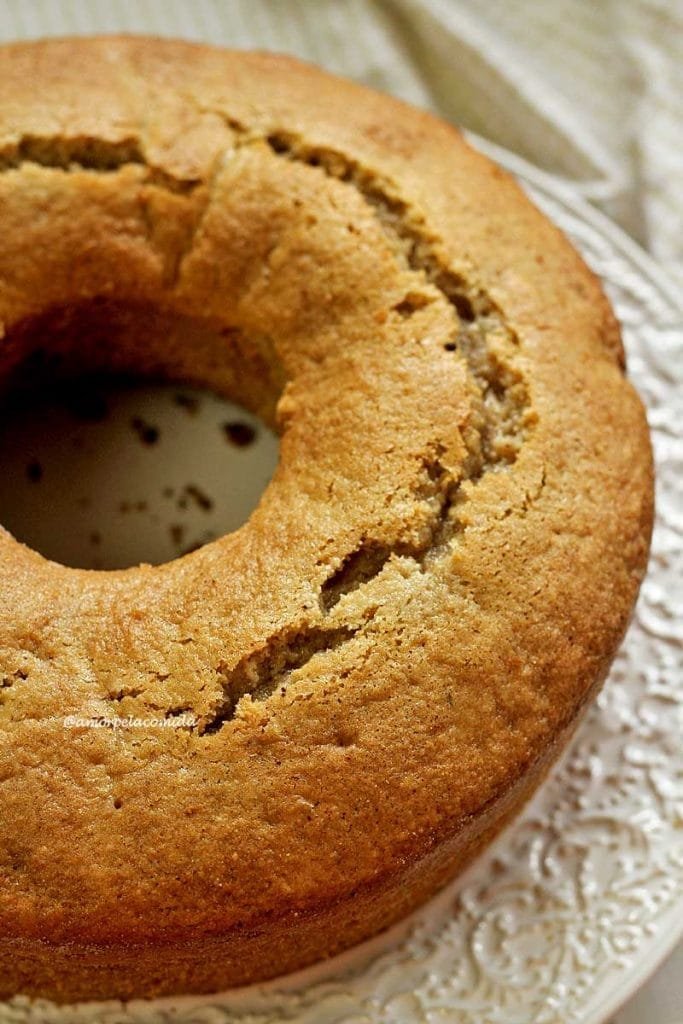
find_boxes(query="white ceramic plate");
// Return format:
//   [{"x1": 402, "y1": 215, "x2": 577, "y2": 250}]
[{"x1": 1, "y1": 142, "x2": 681, "y2": 1024}]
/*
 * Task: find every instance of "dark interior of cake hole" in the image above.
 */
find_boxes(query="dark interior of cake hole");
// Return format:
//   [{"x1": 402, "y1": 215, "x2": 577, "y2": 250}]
[{"x1": 0, "y1": 300, "x2": 283, "y2": 569}]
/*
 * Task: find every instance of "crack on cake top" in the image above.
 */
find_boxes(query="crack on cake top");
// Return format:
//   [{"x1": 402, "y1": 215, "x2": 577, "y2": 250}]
[{"x1": 0, "y1": 134, "x2": 200, "y2": 194}]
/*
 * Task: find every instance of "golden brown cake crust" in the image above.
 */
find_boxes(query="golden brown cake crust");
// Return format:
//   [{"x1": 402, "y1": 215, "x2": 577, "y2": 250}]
[{"x1": 0, "y1": 37, "x2": 653, "y2": 1002}]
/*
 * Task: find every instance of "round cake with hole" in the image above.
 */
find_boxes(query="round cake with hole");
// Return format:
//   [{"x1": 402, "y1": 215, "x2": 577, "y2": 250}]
[{"x1": 0, "y1": 36, "x2": 653, "y2": 1003}]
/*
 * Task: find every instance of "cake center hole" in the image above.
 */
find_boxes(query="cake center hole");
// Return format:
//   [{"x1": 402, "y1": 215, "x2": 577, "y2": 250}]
[
  {"x1": 0, "y1": 303, "x2": 282, "y2": 570},
  {"x1": 0, "y1": 376, "x2": 279, "y2": 570}
]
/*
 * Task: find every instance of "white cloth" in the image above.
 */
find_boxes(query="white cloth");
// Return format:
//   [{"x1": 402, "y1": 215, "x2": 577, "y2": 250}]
[
  {"x1": 0, "y1": 2, "x2": 681, "y2": 1021},
  {"x1": 390, "y1": 0, "x2": 683, "y2": 281}
]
